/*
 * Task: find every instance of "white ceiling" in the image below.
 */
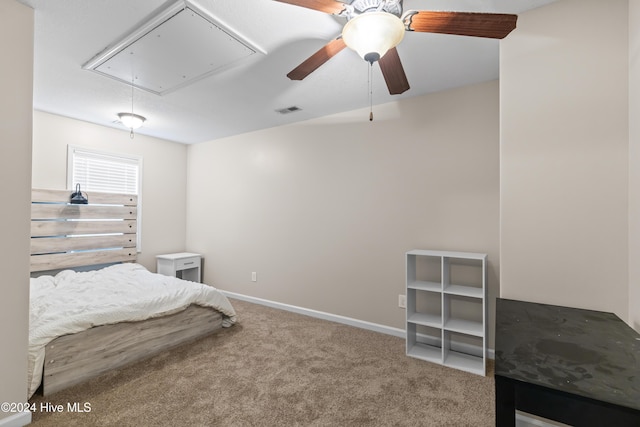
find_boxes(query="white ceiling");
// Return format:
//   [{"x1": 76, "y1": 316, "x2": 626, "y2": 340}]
[{"x1": 20, "y1": 0, "x2": 556, "y2": 144}]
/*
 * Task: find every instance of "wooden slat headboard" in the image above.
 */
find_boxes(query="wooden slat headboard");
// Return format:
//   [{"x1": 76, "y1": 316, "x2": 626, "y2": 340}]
[{"x1": 31, "y1": 188, "x2": 138, "y2": 272}]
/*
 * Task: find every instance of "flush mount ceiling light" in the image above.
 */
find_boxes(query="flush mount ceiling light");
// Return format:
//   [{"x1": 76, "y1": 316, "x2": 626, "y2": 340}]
[
  {"x1": 341, "y1": 12, "x2": 405, "y2": 64},
  {"x1": 118, "y1": 112, "x2": 146, "y2": 130}
]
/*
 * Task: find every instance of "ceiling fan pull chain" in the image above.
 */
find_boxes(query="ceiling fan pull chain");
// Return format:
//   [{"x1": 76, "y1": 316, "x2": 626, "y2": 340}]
[
  {"x1": 129, "y1": 80, "x2": 135, "y2": 139},
  {"x1": 129, "y1": 65, "x2": 136, "y2": 139},
  {"x1": 369, "y1": 62, "x2": 374, "y2": 121}
]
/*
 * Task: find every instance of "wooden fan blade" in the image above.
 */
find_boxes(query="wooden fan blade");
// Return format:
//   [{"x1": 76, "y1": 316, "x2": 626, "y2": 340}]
[
  {"x1": 378, "y1": 47, "x2": 410, "y2": 95},
  {"x1": 286, "y1": 38, "x2": 347, "y2": 81},
  {"x1": 404, "y1": 11, "x2": 517, "y2": 39},
  {"x1": 274, "y1": 0, "x2": 346, "y2": 14}
]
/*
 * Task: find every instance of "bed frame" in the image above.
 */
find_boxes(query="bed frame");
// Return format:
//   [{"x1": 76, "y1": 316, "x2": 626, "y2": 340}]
[{"x1": 31, "y1": 188, "x2": 225, "y2": 395}]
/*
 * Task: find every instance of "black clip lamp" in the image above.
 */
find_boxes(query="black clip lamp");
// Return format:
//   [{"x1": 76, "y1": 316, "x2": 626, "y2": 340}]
[{"x1": 70, "y1": 183, "x2": 88, "y2": 204}]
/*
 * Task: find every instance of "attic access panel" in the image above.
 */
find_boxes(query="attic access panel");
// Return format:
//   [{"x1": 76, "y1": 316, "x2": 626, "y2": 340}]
[{"x1": 83, "y1": 0, "x2": 264, "y2": 95}]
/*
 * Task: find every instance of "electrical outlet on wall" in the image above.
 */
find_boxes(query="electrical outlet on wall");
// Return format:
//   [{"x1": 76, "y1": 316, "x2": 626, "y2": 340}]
[{"x1": 398, "y1": 294, "x2": 406, "y2": 309}]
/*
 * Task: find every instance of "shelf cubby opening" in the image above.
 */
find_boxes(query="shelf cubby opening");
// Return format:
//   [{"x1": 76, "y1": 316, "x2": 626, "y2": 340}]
[
  {"x1": 443, "y1": 330, "x2": 485, "y2": 375},
  {"x1": 407, "y1": 288, "x2": 441, "y2": 327},
  {"x1": 407, "y1": 253, "x2": 441, "y2": 290},
  {"x1": 407, "y1": 324, "x2": 442, "y2": 364},
  {"x1": 443, "y1": 294, "x2": 483, "y2": 337},
  {"x1": 443, "y1": 257, "x2": 484, "y2": 296}
]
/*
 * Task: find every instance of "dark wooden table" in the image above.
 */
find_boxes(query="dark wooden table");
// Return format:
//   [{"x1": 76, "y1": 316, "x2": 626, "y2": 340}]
[{"x1": 494, "y1": 298, "x2": 640, "y2": 427}]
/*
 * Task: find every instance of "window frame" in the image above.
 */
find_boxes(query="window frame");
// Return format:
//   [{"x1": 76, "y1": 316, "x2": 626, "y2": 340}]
[{"x1": 67, "y1": 145, "x2": 143, "y2": 251}]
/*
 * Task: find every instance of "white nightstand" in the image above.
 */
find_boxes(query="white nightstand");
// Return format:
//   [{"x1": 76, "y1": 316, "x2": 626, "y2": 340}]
[{"x1": 156, "y1": 252, "x2": 202, "y2": 283}]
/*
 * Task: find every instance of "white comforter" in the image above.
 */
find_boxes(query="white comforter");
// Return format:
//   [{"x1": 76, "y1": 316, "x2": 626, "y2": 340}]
[{"x1": 28, "y1": 263, "x2": 236, "y2": 397}]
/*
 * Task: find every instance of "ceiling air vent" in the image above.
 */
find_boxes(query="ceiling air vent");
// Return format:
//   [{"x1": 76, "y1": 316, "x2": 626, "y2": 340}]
[
  {"x1": 275, "y1": 106, "x2": 302, "y2": 115},
  {"x1": 82, "y1": 0, "x2": 264, "y2": 96}
]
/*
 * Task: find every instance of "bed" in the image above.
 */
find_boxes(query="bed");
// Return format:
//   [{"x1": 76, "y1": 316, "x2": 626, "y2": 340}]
[{"x1": 29, "y1": 188, "x2": 236, "y2": 397}]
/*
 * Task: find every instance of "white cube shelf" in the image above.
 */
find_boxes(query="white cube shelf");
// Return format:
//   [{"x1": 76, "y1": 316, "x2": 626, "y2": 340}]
[{"x1": 406, "y1": 249, "x2": 487, "y2": 376}]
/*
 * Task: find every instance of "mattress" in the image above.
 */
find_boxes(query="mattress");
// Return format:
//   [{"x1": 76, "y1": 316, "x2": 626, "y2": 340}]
[{"x1": 28, "y1": 262, "x2": 236, "y2": 397}]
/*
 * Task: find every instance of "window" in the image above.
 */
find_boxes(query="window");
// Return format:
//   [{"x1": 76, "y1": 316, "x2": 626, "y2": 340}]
[{"x1": 67, "y1": 145, "x2": 143, "y2": 250}]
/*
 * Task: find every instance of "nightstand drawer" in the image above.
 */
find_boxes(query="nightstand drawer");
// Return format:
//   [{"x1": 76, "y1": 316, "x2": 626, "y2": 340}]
[{"x1": 176, "y1": 256, "x2": 200, "y2": 270}]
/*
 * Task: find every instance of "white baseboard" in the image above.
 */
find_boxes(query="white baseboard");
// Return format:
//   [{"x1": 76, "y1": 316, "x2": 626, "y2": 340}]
[
  {"x1": 221, "y1": 291, "x2": 495, "y2": 359},
  {"x1": 223, "y1": 291, "x2": 406, "y2": 337},
  {"x1": 0, "y1": 412, "x2": 31, "y2": 427}
]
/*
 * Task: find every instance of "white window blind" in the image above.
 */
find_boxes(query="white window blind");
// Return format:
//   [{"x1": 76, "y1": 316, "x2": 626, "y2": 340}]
[
  {"x1": 70, "y1": 148, "x2": 139, "y2": 194},
  {"x1": 67, "y1": 145, "x2": 142, "y2": 250}
]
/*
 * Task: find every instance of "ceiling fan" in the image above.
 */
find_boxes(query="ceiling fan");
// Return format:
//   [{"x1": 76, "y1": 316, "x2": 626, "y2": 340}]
[{"x1": 275, "y1": 0, "x2": 518, "y2": 95}]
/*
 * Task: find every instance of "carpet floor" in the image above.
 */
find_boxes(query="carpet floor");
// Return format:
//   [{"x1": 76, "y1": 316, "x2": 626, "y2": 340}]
[{"x1": 29, "y1": 298, "x2": 495, "y2": 426}]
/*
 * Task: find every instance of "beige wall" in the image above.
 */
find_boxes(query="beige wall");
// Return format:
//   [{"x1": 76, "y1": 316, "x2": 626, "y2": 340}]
[
  {"x1": 31, "y1": 112, "x2": 189, "y2": 270},
  {"x1": 187, "y1": 81, "x2": 500, "y2": 344},
  {"x1": 0, "y1": 0, "x2": 33, "y2": 421},
  {"x1": 630, "y1": 1, "x2": 640, "y2": 330},
  {"x1": 500, "y1": 0, "x2": 630, "y2": 320}
]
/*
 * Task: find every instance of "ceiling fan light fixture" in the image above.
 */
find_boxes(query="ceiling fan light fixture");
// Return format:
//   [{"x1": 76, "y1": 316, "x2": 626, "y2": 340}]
[
  {"x1": 117, "y1": 112, "x2": 146, "y2": 130},
  {"x1": 342, "y1": 12, "x2": 405, "y2": 64}
]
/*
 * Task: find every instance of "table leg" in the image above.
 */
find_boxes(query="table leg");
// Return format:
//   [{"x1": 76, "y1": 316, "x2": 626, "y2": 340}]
[{"x1": 495, "y1": 375, "x2": 516, "y2": 427}]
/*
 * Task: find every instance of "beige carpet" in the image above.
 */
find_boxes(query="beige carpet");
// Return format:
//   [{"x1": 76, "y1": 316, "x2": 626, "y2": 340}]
[{"x1": 29, "y1": 298, "x2": 495, "y2": 426}]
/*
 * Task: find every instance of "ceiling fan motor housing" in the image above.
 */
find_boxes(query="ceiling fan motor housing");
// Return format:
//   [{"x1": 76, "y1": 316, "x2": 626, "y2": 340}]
[{"x1": 344, "y1": 0, "x2": 403, "y2": 19}]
